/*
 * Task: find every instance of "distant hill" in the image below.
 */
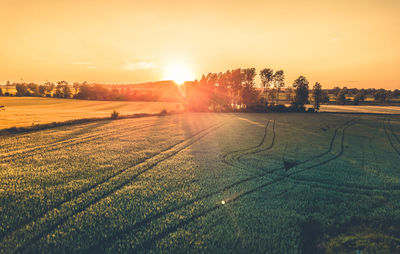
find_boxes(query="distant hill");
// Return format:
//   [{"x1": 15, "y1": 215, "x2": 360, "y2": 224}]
[{"x1": 104, "y1": 80, "x2": 197, "y2": 102}]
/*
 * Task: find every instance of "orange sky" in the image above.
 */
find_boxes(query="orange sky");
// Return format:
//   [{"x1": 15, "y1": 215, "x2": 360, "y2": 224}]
[{"x1": 0, "y1": 0, "x2": 399, "y2": 89}]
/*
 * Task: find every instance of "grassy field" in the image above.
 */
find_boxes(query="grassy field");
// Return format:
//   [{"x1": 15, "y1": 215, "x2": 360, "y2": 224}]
[
  {"x1": 1, "y1": 113, "x2": 400, "y2": 253},
  {"x1": 319, "y1": 105, "x2": 400, "y2": 114},
  {"x1": 0, "y1": 97, "x2": 182, "y2": 128}
]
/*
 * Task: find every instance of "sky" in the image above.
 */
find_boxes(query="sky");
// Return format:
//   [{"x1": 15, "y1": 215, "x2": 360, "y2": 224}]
[{"x1": 0, "y1": 0, "x2": 399, "y2": 89}]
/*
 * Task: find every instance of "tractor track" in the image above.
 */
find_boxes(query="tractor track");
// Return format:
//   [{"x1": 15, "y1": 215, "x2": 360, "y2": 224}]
[
  {"x1": 223, "y1": 118, "x2": 353, "y2": 176},
  {"x1": 7, "y1": 115, "x2": 396, "y2": 253},
  {"x1": 383, "y1": 119, "x2": 400, "y2": 157},
  {"x1": 1, "y1": 120, "x2": 226, "y2": 254},
  {"x1": 235, "y1": 120, "x2": 276, "y2": 162},
  {"x1": 124, "y1": 117, "x2": 357, "y2": 252},
  {"x1": 387, "y1": 118, "x2": 400, "y2": 144},
  {"x1": 89, "y1": 118, "x2": 357, "y2": 252},
  {"x1": 221, "y1": 119, "x2": 277, "y2": 174},
  {"x1": 220, "y1": 119, "x2": 271, "y2": 169}
]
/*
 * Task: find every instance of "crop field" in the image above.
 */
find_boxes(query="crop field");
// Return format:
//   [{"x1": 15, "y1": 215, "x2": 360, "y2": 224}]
[
  {"x1": 1, "y1": 113, "x2": 400, "y2": 253},
  {"x1": 0, "y1": 97, "x2": 182, "y2": 128},
  {"x1": 318, "y1": 105, "x2": 400, "y2": 114}
]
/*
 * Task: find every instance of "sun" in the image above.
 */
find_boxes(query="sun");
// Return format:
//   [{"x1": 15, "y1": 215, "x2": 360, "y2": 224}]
[{"x1": 163, "y1": 62, "x2": 194, "y2": 85}]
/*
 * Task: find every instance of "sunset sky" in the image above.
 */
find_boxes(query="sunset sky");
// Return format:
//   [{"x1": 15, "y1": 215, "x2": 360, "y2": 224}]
[{"x1": 0, "y1": 0, "x2": 399, "y2": 89}]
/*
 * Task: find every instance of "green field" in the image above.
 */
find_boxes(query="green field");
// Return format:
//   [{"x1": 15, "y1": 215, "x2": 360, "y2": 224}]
[
  {"x1": 1, "y1": 113, "x2": 400, "y2": 253},
  {"x1": 0, "y1": 97, "x2": 182, "y2": 128}
]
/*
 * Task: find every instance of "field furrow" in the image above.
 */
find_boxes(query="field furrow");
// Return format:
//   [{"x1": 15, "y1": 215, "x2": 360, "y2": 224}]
[
  {"x1": 2, "y1": 112, "x2": 400, "y2": 253},
  {"x1": 1, "y1": 119, "x2": 226, "y2": 253}
]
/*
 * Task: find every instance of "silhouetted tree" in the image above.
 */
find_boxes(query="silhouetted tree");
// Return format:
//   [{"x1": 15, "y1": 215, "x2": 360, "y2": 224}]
[
  {"x1": 62, "y1": 84, "x2": 72, "y2": 98},
  {"x1": 292, "y1": 76, "x2": 309, "y2": 109},
  {"x1": 353, "y1": 90, "x2": 365, "y2": 105},
  {"x1": 44, "y1": 82, "x2": 55, "y2": 96},
  {"x1": 241, "y1": 68, "x2": 259, "y2": 107},
  {"x1": 374, "y1": 89, "x2": 387, "y2": 103},
  {"x1": 273, "y1": 70, "x2": 285, "y2": 105},
  {"x1": 73, "y1": 82, "x2": 80, "y2": 96},
  {"x1": 27, "y1": 83, "x2": 39, "y2": 96},
  {"x1": 0, "y1": 87, "x2": 2, "y2": 96},
  {"x1": 216, "y1": 71, "x2": 231, "y2": 109},
  {"x1": 386, "y1": 90, "x2": 394, "y2": 102},
  {"x1": 393, "y1": 89, "x2": 400, "y2": 97},
  {"x1": 311, "y1": 82, "x2": 323, "y2": 111},
  {"x1": 259, "y1": 68, "x2": 274, "y2": 105},
  {"x1": 231, "y1": 68, "x2": 244, "y2": 108},
  {"x1": 336, "y1": 87, "x2": 347, "y2": 105},
  {"x1": 76, "y1": 82, "x2": 91, "y2": 99},
  {"x1": 16, "y1": 84, "x2": 29, "y2": 96}
]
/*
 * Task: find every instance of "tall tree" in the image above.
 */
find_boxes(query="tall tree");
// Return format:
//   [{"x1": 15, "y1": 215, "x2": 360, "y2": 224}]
[
  {"x1": 273, "y1": 70, "x2": 285, "y2": 105},
  {"x1": 73, "y1": 82, "x2": 80, "y2": 96},
  {"x1": 16, "y1": 83, "x2": 29, "y2": 96},
  {"x1": 230, "y1": 68, "x2": 244, "y2": 108},
  {"x1": 374, "y1": 89, "x2": 387, "y2": 103},
  {"x1": 62, "y1": 84, "x2": 72, "y2": 98},
  {"x1": 292, "y1": 76, "x2": 309, "y2": 109},
  {"x1": 241, "y1": 68, "x2": 258, "y2": 107},
  {"x1": 27, "y1": 83, "x2": 39, "y2": 96},
  {"x1": 311, "y1": 82, "x2": 323, "y2": 110},
  {"x1": 259, "y1": 68, "x2": 274, "y2": 104},
  {"x1": 38, "y1": 85, "x2": 46, "y2": 96},
  {"x1": 44, "y1": 82, "x2": 55, "y2": 96}
]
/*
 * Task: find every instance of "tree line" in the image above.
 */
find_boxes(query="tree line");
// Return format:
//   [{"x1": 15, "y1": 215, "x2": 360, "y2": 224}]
[
  {"x1": 329, "y1": 86, "x2": 400, "y2": 105},
  {"x1": 1, "y1": 69, "x2": 399, "y2": 112},
  {"x1": 184, "y1": 68, "x2": 333, "y2": 112}
]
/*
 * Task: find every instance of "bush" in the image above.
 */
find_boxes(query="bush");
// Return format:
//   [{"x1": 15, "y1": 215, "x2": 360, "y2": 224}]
[{"x1": 111, "y1": 110, "x2": 119, "y2": 119}]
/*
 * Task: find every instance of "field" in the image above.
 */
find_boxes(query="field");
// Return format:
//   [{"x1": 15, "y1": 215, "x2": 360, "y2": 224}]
[
  {"x1": 0, "y1": 97, "x2": 181, "y2": 128},
  {"x1": 1, "y1": 112, "x2": 400, "y2": 253},
  {"x1": 319, "y1": 105, "x2": 400, "y2": 114}
]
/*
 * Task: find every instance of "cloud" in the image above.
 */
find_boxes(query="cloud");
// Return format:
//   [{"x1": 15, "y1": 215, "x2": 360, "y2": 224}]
[{"x1": 122, "y1": 61, "x2": 156, "y2": 70}]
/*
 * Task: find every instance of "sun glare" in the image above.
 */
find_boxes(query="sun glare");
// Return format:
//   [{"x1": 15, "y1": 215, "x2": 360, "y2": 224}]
[{"x1": 163, "y1": 62, "x2": 194, "y2": 85}]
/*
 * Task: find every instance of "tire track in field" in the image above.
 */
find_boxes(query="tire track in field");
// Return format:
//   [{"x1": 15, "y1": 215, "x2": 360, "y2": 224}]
[
  {"x1": 108, "y1": 117, "x2": 399, "y2": 252},
  {"x1": 368, "y1": 118, "x2": 382, "y2": 176},
  {"x1": 89, "y1": 118, "x2": 355, "y2": 252},
  {"x1": 124, "y1": 117, "x2": 357, "y2": 253},
  {"x1": 383, "y1": 119, "x2": 400, "y2": 157},
  {"x1": 275, "y1": 118, "x2": 400, "y2": 194},
  {"x1": 0, "y1": 121, "x2": 159, "y2": 163},
  {"x1": 225, "y1": 118, "x2": 352, "y2": 176},
  {"x1": 388, "y1": 119, "x2": 400, "y2": 144},
  {"x1": 235, "y1": 120, "x2": 276, "y2": 162},
  {"x1": 2, "y1": 120, "x2": 227, "y2": 254},
  {"x1": 221, "y1": 119, "x2": 275, "y2": 173}
]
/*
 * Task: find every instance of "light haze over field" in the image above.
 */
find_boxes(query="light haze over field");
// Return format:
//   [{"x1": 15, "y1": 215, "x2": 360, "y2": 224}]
[{"x1": 0, "y1": 0, "x2": 399, "y2": 89}]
